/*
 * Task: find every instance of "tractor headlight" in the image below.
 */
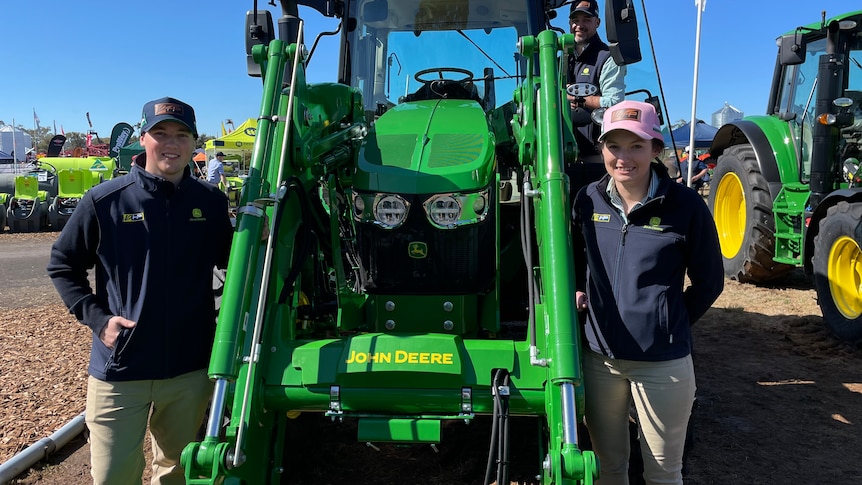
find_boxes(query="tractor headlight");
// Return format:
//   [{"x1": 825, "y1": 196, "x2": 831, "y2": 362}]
[
  {"x1": 423, "y1": 188, "x2": 490, "y2": 229},
  {"x1": 426, "y1": 195, "x2": 461, "y2": 227},
  {"x1": 373, "y1": 194, "x2": 410, "y2": 229}
]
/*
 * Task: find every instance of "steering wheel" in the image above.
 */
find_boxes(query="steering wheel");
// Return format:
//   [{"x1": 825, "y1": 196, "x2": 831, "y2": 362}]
[{"x1": 414, "y1": 67, "x2": 474, "y2": 85}]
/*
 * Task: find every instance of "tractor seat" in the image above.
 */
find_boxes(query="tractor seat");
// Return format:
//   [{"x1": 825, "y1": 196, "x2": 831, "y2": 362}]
[{"x1": 401, "y1": 80, "x2": 482, "y2": 104}]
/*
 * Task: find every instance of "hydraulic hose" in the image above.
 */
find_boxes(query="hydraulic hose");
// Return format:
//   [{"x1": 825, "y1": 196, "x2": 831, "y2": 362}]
[
  {"x1": 521, "y1": 173, "x2": 546, "y2": 367},
  {"x1": 496, "y1": 372, "x2": 511, "y2": 485},
  {"x1": 483, "y1": 369, "x2": 511, "y2": 485},
  {"x1": 277, "y1": 176, "x2": 314, "y2": 304},
  {"x1": 483, "y1": 369, "x2": 503, "y2": 485}
]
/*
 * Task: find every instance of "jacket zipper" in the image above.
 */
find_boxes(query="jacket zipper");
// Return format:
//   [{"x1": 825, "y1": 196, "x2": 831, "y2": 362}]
[{"x1": 612, "y1": 222, "x2": 629, "y2": 299}]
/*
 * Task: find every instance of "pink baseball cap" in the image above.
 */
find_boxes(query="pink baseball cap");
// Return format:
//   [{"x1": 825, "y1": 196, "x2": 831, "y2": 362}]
[{"x1": 598, "y1": 100, "x2": 664, "y2": 143}]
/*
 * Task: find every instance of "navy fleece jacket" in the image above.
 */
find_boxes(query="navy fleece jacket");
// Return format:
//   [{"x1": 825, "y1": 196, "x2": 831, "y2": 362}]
[
  {"x1": 572, "y1": 164, "x2": 724, "y2": 361},
  {"x1": 47, "y1": 164, "x2": 233, "y2": 380}
]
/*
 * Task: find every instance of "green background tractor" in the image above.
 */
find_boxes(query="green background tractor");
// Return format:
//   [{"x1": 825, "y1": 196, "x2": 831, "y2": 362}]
[{"x1": 708, "y1": 10, "x2": 862, "y2": 341}]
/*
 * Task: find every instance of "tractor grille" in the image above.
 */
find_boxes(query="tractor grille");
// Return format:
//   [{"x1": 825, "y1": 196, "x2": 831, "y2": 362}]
[{"x1": 357, "y1": 195, "x2": 495, "y2": 295}]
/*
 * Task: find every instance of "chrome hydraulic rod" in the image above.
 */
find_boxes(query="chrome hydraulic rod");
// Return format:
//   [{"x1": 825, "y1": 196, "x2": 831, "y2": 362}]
[
  {"x1": 233, "y1": 21, "x2": 305, "y2": 469},
  {"x1": 560, "y1": 382, "x2": 578, "y2": 445},
  {"x1": 205, "y1": 379, "x2": 228, "y2": 439}
]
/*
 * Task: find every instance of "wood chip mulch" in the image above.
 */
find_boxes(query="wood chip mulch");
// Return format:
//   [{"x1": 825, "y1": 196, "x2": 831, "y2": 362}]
[{"x1": 0, "y1": 304, "x2": 90, "y2": 463}]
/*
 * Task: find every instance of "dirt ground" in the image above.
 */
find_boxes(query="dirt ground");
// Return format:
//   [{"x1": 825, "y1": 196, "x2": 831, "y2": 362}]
[{"x1": 1, "y1": 231, "x2": 860, "y2": 484}]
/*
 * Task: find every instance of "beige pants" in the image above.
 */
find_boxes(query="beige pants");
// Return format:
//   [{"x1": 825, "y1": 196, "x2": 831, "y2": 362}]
[
  {"x1": 85, "y1": 370, "x2": 212, "y2": 485},
  {"x1": 583, "y1": 350, "x2": 696, "y2": 485}
]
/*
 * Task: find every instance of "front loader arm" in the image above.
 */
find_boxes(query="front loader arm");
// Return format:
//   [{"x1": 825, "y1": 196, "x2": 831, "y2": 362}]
[
  {"x1": 182, "y1": 21, "x2": 365, "y2": 482},
  {"x1": 513, "y1": 29, "x2": 597, "y2": 484}
]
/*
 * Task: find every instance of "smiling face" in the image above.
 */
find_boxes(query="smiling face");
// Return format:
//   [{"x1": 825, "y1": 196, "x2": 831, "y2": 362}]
[
  {"x1": 139, "y1": 120, "x2": 195, "y2": 185},
  {"x1": 570, "y1": 12, "x2": 600, "y2": 45},
  {"x1": 601, "y1": 130, "x2": 662, "y2": 191}
]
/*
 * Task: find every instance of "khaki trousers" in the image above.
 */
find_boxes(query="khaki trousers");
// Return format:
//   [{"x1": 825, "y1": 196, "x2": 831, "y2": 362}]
[
  {"x1": 85, "y1": 370, "x2": 212, "y2": 485},
  {"x1": 583, "y1": 350, "x2": 696, "y2": 485}
]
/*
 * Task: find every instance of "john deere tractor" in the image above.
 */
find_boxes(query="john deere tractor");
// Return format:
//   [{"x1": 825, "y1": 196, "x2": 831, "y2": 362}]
[
  {"x1": 181, "y1": 1, "x2": 665, "y2": 483},
  {"x1": 708, "y1": 10, "x2": 862, "y2": 341}
]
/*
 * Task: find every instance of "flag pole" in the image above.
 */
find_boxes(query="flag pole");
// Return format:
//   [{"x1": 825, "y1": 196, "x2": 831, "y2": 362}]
[
  {"x1": 687, "y1": 0, "x2": 706, "y2": 188},
  {"x1": 11, "y1": 117, "x2": 17, "y2": 173}
]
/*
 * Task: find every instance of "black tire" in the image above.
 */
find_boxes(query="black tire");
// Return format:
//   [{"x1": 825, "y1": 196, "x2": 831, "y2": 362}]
[
  {"x1": 48, "y1": 198, "x2": 60, "y2": 231},
  {"x1": 707, "y1": 144, "x2": 794, "y2": 282},
  {"x1": 812, "y1": 201, "x2": 862, "y2": 342}
]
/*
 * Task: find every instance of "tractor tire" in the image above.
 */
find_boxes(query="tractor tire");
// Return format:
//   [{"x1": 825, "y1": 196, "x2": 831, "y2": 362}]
[
  {"x1": 707, "y1": 144, "x2": 794, "y2": 282},
  {"x1": 0, "y1": 204, "x2": 6, "y2": 233},
  {"x1": 48, "y1": 199, "x2": 60, "y2": 232},
  {"x1": 812, "y1": 201, "x2": 862, "y2": 342}
]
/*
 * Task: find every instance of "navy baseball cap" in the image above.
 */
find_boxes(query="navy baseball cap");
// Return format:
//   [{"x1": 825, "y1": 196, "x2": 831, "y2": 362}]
[
  {"x1": 140, "y1": 97, "x2": 198, "y2": 138},
  {"x1": 570, "y1": 0, "x2": 599, "y2": 18}
]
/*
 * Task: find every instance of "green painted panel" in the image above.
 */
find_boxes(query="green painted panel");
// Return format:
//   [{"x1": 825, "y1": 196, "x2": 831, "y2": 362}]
[{"x1": 358, "y1": 418, "x2": 442, "y2": 443}]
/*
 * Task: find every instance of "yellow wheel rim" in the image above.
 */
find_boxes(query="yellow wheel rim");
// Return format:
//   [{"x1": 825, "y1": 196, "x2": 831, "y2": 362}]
[
  {"x1": 828, "y1": 235, "x2": 862, "y2": 320},
  {"x1": 713, "y1": 171, "x2": 746, "y2": 259}
]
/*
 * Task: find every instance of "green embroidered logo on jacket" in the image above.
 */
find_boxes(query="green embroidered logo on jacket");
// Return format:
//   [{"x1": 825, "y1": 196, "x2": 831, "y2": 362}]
[
  {"x1": 643, "y1": 217, "x2": 666, "y2": 232},
  {"x1": 189, "y1": 208, "x2": 206, "y2": 222}
]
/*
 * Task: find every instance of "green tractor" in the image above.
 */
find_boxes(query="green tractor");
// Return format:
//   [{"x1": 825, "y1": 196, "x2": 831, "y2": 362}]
[
  {"x1": 708, "y1": 10, "x2": 862, "y2": 341},
  {"x1": 181, "y1": 1, "x2": 666, "y2": 483}
]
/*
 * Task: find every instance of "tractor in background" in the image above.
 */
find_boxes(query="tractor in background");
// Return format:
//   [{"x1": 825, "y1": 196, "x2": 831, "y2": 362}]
[
  {"x1": 708, "y1": 10, "x2": 862, "y2": 341},
  {"x1": 180, "y1": 0, "x2": 665, "y2": 483}
]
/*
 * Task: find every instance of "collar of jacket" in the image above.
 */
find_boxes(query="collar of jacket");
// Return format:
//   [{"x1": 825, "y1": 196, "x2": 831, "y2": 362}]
[
  {"x1": 594, "y1": 162, "x2": 674, "y2": 206},
  {"x1": 574, "y1": 34, "x2": 609, "y2": 58}
]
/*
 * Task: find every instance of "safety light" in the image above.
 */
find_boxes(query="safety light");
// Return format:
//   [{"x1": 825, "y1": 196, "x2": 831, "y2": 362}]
[{"x1": 817, "y1": 113, "x2": 837, "y2": 126}]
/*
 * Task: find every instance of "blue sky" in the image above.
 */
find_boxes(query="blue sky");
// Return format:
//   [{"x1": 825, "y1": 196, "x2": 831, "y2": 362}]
[{"x1": 1, "y1": 1, "x2": 854, "y2": 138}]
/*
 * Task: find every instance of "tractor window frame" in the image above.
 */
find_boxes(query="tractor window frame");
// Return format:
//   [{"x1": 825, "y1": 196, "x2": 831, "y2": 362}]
[{"x1": 776, "y1": 36, "x2": 827, "y2": 182}]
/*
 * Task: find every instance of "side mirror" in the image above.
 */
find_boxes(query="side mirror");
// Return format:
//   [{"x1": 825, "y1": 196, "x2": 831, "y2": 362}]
[
  {"x1": 363, "y1": 0, "x2": 389, "y2": 23},
  {"x1": 645, "y1": 95, "x2": 664, "y2": 126},
  {"x1": 604, "y1": 0, "x2": 641, "y2": 65},
  {"x1": 779, "y1": 32, "x2": 806, "y2": 66},
  {"x1": 245, "y1": 10, "x2": 275, "y2": 78}
]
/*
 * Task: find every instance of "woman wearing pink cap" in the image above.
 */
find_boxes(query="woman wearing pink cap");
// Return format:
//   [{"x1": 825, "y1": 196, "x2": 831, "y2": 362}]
[{"x1": 571, "y1": 100, "x2": 724, "y2": 484}]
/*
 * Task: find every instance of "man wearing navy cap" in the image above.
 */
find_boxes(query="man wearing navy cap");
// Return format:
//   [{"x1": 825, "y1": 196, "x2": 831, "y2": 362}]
[
  {"x1": 48, "y1": 97, "x2": 233, "y2": 484},
  {"x1": 566, "y1": 0, "x2": 627, "y2": 195}
]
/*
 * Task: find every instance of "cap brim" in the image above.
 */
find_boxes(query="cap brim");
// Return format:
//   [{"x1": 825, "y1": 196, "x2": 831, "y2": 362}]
[
  {"x1": 144, "y1": 116, "x2": 198, "y2": 138},
  {"x1": 598, "y1": 126, "x2": 662, "y2": 143}
]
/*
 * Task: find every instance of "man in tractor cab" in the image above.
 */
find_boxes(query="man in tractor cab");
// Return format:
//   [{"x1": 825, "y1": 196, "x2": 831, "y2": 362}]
[{"x1": 565, "y1": 0, "x2": 627, "y2": 196}]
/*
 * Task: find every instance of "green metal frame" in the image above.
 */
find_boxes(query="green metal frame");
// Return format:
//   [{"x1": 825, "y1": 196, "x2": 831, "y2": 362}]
[{"x1": 181, "y1": 3, "x2": 596, "y2": 484}]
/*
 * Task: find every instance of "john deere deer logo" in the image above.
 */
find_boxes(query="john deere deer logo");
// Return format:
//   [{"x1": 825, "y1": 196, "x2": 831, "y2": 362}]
[{"x1": 408, "y1": 242, "x2": 428, "y2": 259}]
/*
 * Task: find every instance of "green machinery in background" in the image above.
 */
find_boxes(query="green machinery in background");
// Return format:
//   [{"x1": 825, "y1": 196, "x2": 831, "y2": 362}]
[
  {"x1": 5, "y1": 173, "x2": 48, "y2": 233},
  {"x1": 1, "y1": 157, "x2": 112, "y2": 233},
  {"x1": 181, "y1": 1, "x2": 664, "y2": 483},
  {"x1": 708, "y1": 10, "x2": 862, "y2": 341},
  {"x1": 48, "y1": 168, "x2": 102, "y2": 231}
]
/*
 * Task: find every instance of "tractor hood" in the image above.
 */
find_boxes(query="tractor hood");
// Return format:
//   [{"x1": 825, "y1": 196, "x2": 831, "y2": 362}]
[{"x1": 355, "y1": 99, "x2": 495, "y2": 194}]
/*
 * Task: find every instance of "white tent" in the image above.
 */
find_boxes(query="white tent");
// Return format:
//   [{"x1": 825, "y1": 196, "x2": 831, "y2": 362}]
[{"x1": 0, "y1": 126, "x2": 32, "y2": 162}]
